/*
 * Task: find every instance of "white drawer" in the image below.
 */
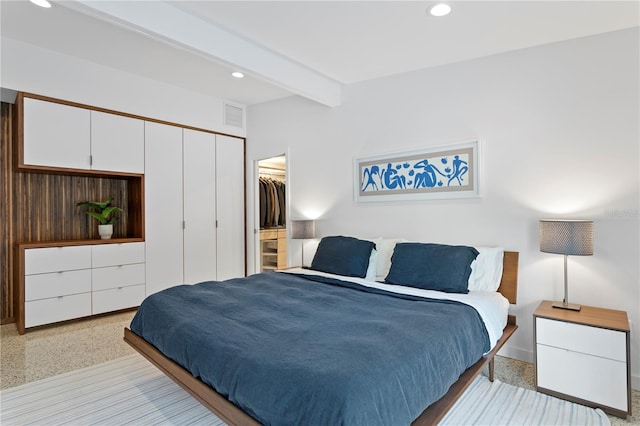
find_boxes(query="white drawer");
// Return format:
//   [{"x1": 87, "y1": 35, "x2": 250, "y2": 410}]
[
  {"x1": 25, "y1": 292, "x2": 92, "y2": 328},
  {"x1": 92, "y1": 263, "x2": 145, "y2": 291},
  {"x1": 25, "y1": 269, "x2": 91, "y2": 301},
  {"x1": 536, "y1": 317, "x2": 626, "y2": 362},
  {"x1": 537, "y1": 344, "x2": 628, "y2": 411},
  {"x1": 25, "y1": 246, "x2": 92, "y2": 275},
  {"x1": 92, "y1": 284, "x2": 146, "y2": 315},
  {"x1": 92, "y1": 242, "x2": 145, "y2": 268}
]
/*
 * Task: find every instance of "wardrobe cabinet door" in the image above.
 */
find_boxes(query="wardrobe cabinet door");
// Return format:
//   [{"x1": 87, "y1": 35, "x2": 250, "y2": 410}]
[
  {"x1": 144, "y1": 122, "x2": 184, "y2": 295},
  {"x1": 215, "y1": 135, "x2": 245, "y2": 280},
  {"x1": 91, "y1": 111, "x2": 144, "y2": 173},
  {"x1": 183, "y1": 129, "x2": 217, "y2": 284},
  {"x1": 23, "y1": 98, "x2": 90, "y2": 170}
]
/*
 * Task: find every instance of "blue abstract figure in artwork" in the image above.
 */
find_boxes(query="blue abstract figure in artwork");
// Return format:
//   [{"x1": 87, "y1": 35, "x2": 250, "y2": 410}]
[
  {"x1": 447, "y1": 155, "x2": 468, "y2": 186},
  {"x1": 413, "y1": 159, "x2": 447, "y2": 188},
  {"x1": 362, "y1": 165, "x2": 381, "y2": 192},
  {"x1": 383, "y1": 162, "x2": 406, "y2": 189}
]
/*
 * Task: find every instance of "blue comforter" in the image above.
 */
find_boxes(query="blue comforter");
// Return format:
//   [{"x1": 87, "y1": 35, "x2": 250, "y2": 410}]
[{"x1": 130, "y1": 272, "x2": 489, "y2": 426}]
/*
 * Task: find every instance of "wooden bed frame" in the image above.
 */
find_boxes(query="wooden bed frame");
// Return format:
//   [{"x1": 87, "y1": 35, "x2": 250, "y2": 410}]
[{"x1": 124, "y1": 251, "x2": 519, "y2": 426}]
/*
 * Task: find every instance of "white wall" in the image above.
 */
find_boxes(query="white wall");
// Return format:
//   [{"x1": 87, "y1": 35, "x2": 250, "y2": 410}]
[
  {"x1": 1, "y1": 37, "x2": 245, "y2": 136},
  {"x1": 247, "y1": 28, "x2": 639, "y2": 388}
]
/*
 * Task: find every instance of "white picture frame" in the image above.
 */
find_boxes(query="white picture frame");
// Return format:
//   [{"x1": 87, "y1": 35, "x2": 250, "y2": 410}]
[{"x1": 354, "y1": 140, "x2": 480, "y2": 202}]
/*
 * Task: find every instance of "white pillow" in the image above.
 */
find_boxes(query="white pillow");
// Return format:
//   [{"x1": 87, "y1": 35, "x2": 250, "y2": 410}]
[
  {"x1": 365, "y1": 248, "x2": 378, "y2": 281},
  {"x1": 468, "y1": 247, "x2": 504, "y2": 292},
  {"x1": 375, "y1": 238, "x2": 407, "y2": 278}
]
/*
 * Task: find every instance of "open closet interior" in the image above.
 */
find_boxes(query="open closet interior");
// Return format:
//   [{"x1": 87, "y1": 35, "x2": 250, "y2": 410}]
[{"x1": 258, "y1": 155, "x2": 287, "y2": 271}]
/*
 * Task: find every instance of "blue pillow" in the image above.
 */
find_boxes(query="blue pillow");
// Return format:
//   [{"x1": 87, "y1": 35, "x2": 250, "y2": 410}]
[
  {"x1": 384, "y1": 243, "x2": 479, "y2": 293},
  {"x1": 310, "y1": 236, "x2": 375, "y2": 278}
]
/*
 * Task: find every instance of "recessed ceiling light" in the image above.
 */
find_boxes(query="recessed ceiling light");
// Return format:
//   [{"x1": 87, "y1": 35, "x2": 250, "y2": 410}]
[
  {"x1": 429, "y1": 3, "x2": 451, "y2": 17},
  {"x1": 231, "y1": 72, "x2": 244, "y2": 79},
  {"x1": 30, "y1": 0, "x2": 52, "y2": 8}
]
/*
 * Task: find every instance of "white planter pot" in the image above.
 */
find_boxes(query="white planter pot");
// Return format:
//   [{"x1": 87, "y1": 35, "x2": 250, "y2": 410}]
[{"x1": 98, "y1": 224, "x2": 113, "y2": 240}]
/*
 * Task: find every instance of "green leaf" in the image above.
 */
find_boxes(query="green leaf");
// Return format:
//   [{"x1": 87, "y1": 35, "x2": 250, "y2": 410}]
[
  {"x1": 94, "y1": 197, "x2": 114, "y2": 210},
  {"x1": 76, "y1": 201, "x2": 102, "y2": 210},
  {"x1": 102, "y1": 206, "x2": 123, "y2": 219},
  {"x1": 76, "y1": 197, "x2": 115, "y2": 212},
  {"x1": 85, "y1": 211, "x2": 108, "y2": 224}
]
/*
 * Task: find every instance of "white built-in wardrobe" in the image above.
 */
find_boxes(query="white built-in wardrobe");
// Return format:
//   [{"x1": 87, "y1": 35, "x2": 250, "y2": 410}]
[
  {"x1": 14, "y1": 93, "x2": 245, "y2": 334},
  {"x1": 145, "y1": 122, "x2": 245, "y2": 295}
]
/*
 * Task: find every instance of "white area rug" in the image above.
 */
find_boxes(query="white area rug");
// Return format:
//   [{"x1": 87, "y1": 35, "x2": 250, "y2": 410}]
[
  {"x1": 1, "y1": 354, "x2": 610, "y2": 425},
  {"x1": 440, "y1": 372, "x2": 610, "y2": 425}
]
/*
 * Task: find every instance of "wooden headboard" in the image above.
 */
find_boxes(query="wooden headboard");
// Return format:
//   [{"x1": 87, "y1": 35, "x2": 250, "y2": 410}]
[{"x1": 497, "y1": 251, "x2": 519, "y2": 305}]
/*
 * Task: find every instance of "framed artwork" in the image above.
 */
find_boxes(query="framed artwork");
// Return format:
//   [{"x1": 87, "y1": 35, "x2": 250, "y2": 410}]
[{"x1": 354, "y1": 140, "x2": 479, "y2": 202}]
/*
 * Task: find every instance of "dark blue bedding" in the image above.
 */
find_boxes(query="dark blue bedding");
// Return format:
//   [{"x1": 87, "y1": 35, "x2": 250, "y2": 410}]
[{"x1": 130, "y1": 272, "x2": 490, "y2": 426}]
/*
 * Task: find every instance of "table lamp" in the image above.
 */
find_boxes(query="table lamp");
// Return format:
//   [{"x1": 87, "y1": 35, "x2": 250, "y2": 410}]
[
  {"x1": 539, "y1": 219, "x2": 594, "y2": 311},
  {"x1": 291, "y1": 220, "x2": 316, "y2": 266}
]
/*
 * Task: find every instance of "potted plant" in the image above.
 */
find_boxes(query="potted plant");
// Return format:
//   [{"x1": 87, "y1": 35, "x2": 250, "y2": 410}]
[{"x1": 76, "y1": 197, "x2": 124, "y2": 240}]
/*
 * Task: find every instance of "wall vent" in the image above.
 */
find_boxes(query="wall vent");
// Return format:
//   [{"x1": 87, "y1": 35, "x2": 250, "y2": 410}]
[{"x1": 224, "y1": 103, "x2": 243, "y2": 128}]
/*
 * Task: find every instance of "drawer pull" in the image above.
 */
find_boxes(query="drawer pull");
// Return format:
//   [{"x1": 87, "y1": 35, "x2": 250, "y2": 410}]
[
  {"x1": 57, "y1": 271, "x2": 64, "y2": 274},
  {"x1": 57, "y1": 296, "x2": 63, "y2": 299}
]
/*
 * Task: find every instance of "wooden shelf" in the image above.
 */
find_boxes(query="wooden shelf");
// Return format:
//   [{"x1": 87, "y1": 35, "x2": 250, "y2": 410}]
[
  {"x1": 12, "y1": 171, "x2": 145, "y2": 241},
  {"x1": 260, "y1": 228, "x2": 287, "y2": 271}
]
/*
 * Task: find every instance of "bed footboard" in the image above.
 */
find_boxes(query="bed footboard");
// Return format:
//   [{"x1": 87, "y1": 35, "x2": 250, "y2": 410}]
[
  {"x1": 412, "y1": 318, "x2": 517, "y2": 425},
  {"x1": 124, "y1": 328, "x2": 260, "y2": 426},
  {"x1": 124, "y1": 319, "x2": 517, "y2": 426}
]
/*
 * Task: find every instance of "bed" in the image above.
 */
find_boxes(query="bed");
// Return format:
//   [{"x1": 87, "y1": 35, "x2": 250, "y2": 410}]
[{"x1": 125, "y1": 237, "x2": 519, "y2": 425}]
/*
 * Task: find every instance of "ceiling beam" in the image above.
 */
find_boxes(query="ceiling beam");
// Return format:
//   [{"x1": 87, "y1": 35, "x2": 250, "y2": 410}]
[{"x1": 61, "y1": 1, "x2": 342, "y2": 107}]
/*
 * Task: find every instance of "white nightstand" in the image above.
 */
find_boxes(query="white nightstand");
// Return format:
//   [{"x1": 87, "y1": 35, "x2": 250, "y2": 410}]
[{"x1": 534, "y1": 300, "x2": 631, "y2": 418}]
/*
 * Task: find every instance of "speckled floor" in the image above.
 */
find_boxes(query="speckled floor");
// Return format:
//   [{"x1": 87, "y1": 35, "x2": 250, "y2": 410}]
[
  {"x1": 1, "y1": 313, "x2": 638, "y2": 424},
  {"x1": 0, "y1": 311, "x2": 136, "y2": 390}
]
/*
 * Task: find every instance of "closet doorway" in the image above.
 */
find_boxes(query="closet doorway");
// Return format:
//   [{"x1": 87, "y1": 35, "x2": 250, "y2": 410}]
[{"x1": 257, "y1": 155, "x2": 287, "y2": 273}]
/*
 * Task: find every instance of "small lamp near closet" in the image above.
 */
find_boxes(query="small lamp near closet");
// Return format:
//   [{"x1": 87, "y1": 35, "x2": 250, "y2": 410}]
[
  {"x1": 539, "y1": 219, "x2": 594, "y2": 311},
  {"x1": 291, "y1": 220, "x2": 316, "y2": 267}
]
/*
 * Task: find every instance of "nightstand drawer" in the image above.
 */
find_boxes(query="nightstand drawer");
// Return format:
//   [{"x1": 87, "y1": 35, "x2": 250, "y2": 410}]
[
  {"x1": 537, "y1": 343, "x2": 628, "y2": 412},
  {"x1": 25, "y1": 269, "x2": 92, "y2": 301},
  {"x1": 25, "y1": 293, "x2": 92, "y2": 328},
  {"x1": 92, "y1": 242, "x2": 145, "y2": 268},
  {"x1": 92, "y1": 263, "x2": 145, "y2": 292},
  {"x1": 536, "y1": 317, "x2": 626, "y2": 361},
  {"x1": 92, "y1": 284, "x2": 145, "y2": 315}
]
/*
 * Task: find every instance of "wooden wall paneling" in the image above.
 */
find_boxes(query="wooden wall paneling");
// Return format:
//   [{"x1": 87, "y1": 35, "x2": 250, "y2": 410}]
[
  {"x1": 1, "y1": 102, "x2": 15, "y2": 323},
  {"x1": 13, "y1": 173, "x2": 131, "y2": 242}
]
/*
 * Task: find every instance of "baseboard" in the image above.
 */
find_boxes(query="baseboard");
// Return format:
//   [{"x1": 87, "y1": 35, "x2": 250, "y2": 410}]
[{"x1": 497, "y1": 345, "x2": 533, "y2": 364}]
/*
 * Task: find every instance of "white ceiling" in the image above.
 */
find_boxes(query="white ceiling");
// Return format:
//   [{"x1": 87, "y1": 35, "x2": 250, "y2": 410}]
[{"x1": 1, "y1": 1, "x2": 638, "y2": 106}]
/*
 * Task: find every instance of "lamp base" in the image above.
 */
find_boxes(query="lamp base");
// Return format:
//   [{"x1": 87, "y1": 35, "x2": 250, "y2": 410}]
[{"x1": 552, "y1": 301, "x2": 581, "y2": 311}]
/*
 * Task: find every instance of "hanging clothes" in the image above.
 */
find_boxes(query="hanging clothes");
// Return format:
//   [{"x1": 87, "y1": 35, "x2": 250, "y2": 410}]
[{"x1": 259, "y1": 177, "x2": 286, "y2": 228}]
